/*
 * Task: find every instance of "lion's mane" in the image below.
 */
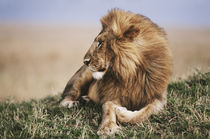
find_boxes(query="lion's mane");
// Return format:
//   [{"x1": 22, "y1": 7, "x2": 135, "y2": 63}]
[{"x1": 97, "y1": 9, "x2": 172, "y2": 110}]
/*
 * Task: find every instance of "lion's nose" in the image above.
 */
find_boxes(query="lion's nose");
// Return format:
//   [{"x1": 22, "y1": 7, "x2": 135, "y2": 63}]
[{"x1": 83, "y1": 59, "x2": 91, "y2": 66}]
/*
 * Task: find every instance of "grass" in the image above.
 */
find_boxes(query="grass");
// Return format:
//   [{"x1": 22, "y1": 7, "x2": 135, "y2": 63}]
[{"x1": 0, "y1": 71, "x2": 209, "y2": 138}]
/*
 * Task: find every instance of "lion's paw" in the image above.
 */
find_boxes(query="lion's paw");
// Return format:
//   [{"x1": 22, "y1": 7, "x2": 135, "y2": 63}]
[
  {"x1": 60, "y1": 99, "x2": 79, "y2": 109},
  {"x1": 97, "y1": 122, "x2": 119, "y2": 136}
]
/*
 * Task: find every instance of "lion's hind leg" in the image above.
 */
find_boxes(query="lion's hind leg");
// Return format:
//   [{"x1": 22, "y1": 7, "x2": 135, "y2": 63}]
[{"x1": 115, "y1": 98, "x2": 166, "y2": 123}]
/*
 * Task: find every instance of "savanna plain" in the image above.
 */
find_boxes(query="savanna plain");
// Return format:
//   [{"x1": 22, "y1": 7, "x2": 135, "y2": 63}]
[{"x1": 0, "y1": 24, "x2": 209, "y2": 138}]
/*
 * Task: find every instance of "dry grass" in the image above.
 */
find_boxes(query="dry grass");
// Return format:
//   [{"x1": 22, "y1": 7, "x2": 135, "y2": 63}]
[
  {"x1": 0, "y1": 24, "x2": 209, "y2": 101},
  {"x1": 0, "y1": 71, "x2": 209, "y2": 138},
  {"x1": 0, "y1": 24, "x2": 99, "y2": 100},
  {"x1": 167, "y1": 28, "x2": 210, "y2": 79}
]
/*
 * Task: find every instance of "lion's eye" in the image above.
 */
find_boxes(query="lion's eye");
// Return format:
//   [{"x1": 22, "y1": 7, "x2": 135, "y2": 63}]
[{"x1": 97, "y1": 41, "x2": 103, "y2": 48}]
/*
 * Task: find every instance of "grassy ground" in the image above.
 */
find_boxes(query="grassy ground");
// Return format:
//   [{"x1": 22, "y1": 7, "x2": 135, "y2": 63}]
[{"x1": 0, "y1": 71, "x2": 209, "y2": 138}]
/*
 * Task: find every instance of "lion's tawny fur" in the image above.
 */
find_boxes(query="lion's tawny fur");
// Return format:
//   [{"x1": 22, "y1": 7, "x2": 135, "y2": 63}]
[{"x1": 61, "y1": 9, "x2": 172, "y2": 135}]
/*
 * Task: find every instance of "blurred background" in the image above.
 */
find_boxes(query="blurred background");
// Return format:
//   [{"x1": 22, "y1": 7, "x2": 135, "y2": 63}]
[{"x1": 0, "y1": 0, "x2": 209, "y2": 101}]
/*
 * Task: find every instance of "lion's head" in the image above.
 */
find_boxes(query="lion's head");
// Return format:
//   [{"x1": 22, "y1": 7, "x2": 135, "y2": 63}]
[
  {"x1": 83, "y1": 30, "x2": 114, "y2": 80},
  {"x1": 83, "y1": 9, "x2": 144, "y2": 80}
]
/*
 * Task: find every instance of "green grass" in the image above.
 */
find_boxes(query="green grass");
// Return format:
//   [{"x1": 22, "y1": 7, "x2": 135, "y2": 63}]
[{"x1": 0, "y1": 71, "x2": 209, "y2": 139}]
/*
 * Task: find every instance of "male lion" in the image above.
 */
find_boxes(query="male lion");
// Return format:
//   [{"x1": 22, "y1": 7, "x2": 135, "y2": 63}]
[{"x1": 60, "y1": 9, "x2": 172, "y2": 135}]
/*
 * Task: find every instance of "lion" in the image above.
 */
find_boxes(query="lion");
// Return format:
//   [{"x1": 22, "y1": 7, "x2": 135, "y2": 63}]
[{"x1": 60, "y1": 9, "x2": 172, "y2": 136}]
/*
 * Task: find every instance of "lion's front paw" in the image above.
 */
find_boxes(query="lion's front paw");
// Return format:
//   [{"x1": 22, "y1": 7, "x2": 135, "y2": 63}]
[
  {"x1": 97, "y1": 122, "x2": 119, "y2": 136},
  {"x1": 60, "y1": 98, "x2": 79, "y2": 109}
]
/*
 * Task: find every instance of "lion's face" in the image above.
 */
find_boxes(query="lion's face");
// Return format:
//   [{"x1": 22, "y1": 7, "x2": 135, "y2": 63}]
[
  {"x1": 83, "y1": 10, "x2": 144, "y2": 80},
  {"x1": 83, "y1": 31, "x2": 114, "y2": 80}
]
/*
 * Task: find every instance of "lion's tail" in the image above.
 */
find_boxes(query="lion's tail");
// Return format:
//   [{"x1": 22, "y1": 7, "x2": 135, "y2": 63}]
[{"x1": 115, "y1": 97, "x2": 167, "y2": 123}]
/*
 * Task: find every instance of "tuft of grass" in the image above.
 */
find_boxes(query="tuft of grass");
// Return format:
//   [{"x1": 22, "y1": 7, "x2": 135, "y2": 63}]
[{"x1": 0, "y1": 71, "x2": 209, "y2": 138}]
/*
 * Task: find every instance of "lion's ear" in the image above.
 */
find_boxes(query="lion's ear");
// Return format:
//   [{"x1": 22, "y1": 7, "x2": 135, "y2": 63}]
[{"x1": 123, "y1": 25, "x2": 140, "y2": 40}]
